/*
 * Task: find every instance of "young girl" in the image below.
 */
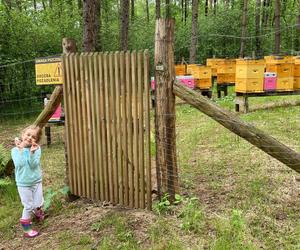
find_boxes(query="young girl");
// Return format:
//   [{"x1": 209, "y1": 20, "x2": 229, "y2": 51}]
[{"x1": 11, "y1": 125, "x2": 45, "y2": 238}]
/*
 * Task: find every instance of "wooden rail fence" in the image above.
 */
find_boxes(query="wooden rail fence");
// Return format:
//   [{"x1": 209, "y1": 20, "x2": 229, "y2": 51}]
[{"x1": 62, "y1": 51, "x2": 152, "y2": 209}]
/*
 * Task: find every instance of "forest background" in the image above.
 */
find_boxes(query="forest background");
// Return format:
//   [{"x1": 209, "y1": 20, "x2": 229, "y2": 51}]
[{"x1": 0, "y1": 0, "x2": 300, "y2": 67}]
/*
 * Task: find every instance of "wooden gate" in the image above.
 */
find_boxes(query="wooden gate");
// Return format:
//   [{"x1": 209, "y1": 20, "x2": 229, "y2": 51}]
[{"x1": 62, "y1": 51, "x2": 152, "y2": 209}]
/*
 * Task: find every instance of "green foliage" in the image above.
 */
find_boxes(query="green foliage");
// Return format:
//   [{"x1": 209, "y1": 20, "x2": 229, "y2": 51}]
[
  {"x1": 43, "y1": 186, "x2": 69, "y2": 212},
  {"x1": 91, "y1": 212, "x2": 139, "y2": 249},
  {"x1": 0, "y1": 178, "x2": 18, "y2": 202},
  {"x1": 152, "y1": 193, "x2": 183, "y2": 215},
  {"x1": 178, "y1": 197, "x2": 204, "y2": 233},
  {"x1": 212, "y1": 210, "x2": 255, "y2": 250},
  {"x1": 0, "y1": 144, "x2": 10, "y2": 177}
]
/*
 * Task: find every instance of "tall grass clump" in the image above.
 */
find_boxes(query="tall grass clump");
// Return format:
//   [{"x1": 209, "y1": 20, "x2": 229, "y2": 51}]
[{"x1": 212, "y1": 209, "x2": 255, "y2": 250}]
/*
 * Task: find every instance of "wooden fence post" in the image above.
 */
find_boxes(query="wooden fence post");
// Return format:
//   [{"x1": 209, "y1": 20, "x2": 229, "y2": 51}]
[{"x1": 154, "y1": 18, "x2": 179, "y2": 200}]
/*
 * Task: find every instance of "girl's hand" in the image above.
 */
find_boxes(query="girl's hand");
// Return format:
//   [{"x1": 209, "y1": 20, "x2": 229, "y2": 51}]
[
  {"x1": 15, "y1": 137, "x2": 23, "y2": 149},
  {"x1": 30, "y1": 141, "x2": 39, "y2": 153}
]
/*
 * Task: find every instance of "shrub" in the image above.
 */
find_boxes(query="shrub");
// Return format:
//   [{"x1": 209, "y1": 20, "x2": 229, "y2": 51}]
[{"x1": 0, "y1": 144, "x2": 10, "y2": 177}]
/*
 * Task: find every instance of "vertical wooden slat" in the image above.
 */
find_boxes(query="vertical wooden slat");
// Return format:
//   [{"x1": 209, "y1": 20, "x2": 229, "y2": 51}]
[
  {"x1": 137, "y1": 51, "x2": 145, "y2": 208},
  {"x1": 109, "y1": 52, "x2": 118, "y2": 204},
  {"x1": 88, "y1": 53, "x2": 97, "y2": 199},
  {"x1": 99, "y1": 53, "x2": 109, "y2": 201},
  {"x1": 94, "y1": 53, "x2": 104, "y2": 201},
  {"x1": 62, "y1": 55, "x2": 74, "y2": 193},
  {"x1": 67, "y1": 54, "x2": 78, "y2": 195},
  {"x1": 80, "y1": 53, "x2": 89, "y2": 197},
  {"x1": 131, "y1": 51, "x2": 139, "y2": 208},
  {"x1": 84, "y1": 53, "x2": 94, "y2": 198},
  {"x1": 69, "y1": 54, "x2": 80, "y2": 196},
  {"x1": 104, "y1": 52, "x2": 113, "y2": 202},
  {"x1": 77, "y1": 54, "x2": 87, "y2": 197},
  {"x1": 114, "y1": 52, "x2": 124, "y2": 205},
  {"x1": 120, "y1": 51, "x2": 129, "y2": 206},
  {"x1": 125, "y1": 51, "x2": 134, "y2": 208},
  {"x1": 73, "y1": 54, "x2": 84, "y2": 196},
  {"x1": 144, "y1": 50, "x2": 152, "y2": 209}
]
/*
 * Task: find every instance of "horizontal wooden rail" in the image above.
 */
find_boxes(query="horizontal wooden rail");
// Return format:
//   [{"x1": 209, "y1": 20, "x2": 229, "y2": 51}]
[{"x1": 173, "y1": 80, "x2": 300, "y2": 173}]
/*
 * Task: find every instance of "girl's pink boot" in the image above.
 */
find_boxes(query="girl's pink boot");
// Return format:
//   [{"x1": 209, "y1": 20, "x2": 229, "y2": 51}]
[
  {"x1": 34, "y1": 207, "x2": 45, "y2": 222},
  {"x1": 20, "y1": 218, "x2": 39, "y2": 238}
]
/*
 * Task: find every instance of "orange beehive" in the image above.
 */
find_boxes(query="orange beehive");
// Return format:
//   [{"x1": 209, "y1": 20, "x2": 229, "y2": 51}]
[
  {"x1": 206, "y1": 58, "x2": 225, "y2": 76},
  {"x1": 266, "y1": 63, "x2": 294, "y2": 78},
  {"x1": 294, "y1": 57, "x2": 300, "y2": 77},
  {"x1": 186, "y1": 64, "x2": 199, "y2": 76},
  {"x1": 196, "y1": 78, "x2": 212, "y2": 89},
  {"x1": 236, "y1": 59, "x2": 265, "y2": 79},
  {"x1": 294, "y1": 76, "x2": 300, "y2": 90},
  {"x1": 294, "y1": 77, "x2": 300, "y2": 89},
  {"x1": 175, "y1": 65, "x2": 186, "y2": 76},
  {"x1": 217, "y1": 59, "x2": 236, "y2": 74},
  {"x1": 217, "y1": 73, "x2": 227, "y2": 84},
  {"x1": 198, "y1": 66, "x2": 212, "y2": 79},
  {"x1": 235, "y1": 78, "x2": 264, "y2": 93},
  {"x1": 276, "y1": 77, "x2": 294, "y2": 91},
  {"x1": 264, "y1": 55, "x2": 294, "y2": 64}
]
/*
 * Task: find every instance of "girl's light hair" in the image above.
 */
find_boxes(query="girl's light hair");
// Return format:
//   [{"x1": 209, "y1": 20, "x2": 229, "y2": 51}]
[{"x1": 21, "y1": 125, "x2": 42, "y2": 143}]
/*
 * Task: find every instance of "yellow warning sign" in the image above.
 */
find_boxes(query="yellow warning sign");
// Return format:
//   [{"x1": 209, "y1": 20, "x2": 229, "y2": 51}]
[{"x1": 35, "y1": 56, "x2": 63, "y2": 85}]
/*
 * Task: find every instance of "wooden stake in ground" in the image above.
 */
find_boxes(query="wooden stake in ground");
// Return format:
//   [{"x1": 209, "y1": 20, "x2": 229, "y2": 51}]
[
  {"x1": 173, "y1": 81, "x2": 300, "y2": 173},
  {"x1": 154, "y1": 19, "x2": 179, "y2": 199}
]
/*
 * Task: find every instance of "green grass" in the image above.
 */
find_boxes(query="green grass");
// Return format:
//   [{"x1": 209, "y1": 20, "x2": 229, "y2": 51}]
[{"x1": 1, "y1": 93, "x2": 300, "y2": 248}]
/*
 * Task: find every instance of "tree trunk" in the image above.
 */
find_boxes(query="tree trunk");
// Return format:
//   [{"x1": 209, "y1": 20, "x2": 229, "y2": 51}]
[
  {"x1": 131, "y1": 0, "x2": 135, "y2": 22},
  {"x1": 205, "y1": 0, "x2": 208, "y2": 16},
  {"x1": 154, "y1": 19, "x2": 178, "y2": 199},
  {"x1": 83, "y1": 0, "x2": 99, "y2": 52},
  {"x1": 166, "y1": 0, "x2": 171, "y2": 18},
  {"x1": 95, "y1": 0, "x2": 102, "y2": 51},
  {"x1": 295, "y1": 0, "x2": 300, "y2": 52},
  {"x1": 274, "y1": 0, "x2": 280, "y2": 54},
  {"x1": 33, "y1": 0, "x2": 37, "y2": 10},
  {"x1": 213, "y1": 0, "x2": 217, "y2": 15},
  {"x1": 120, "y1": 0, "x2": 130, "y2": 50},
  {"x1": 189, "y1": 0, "x2": 199, "y2": 63},
  {"x1": 255, "y1": 0, "x2": 262, "y2": 57},
  {"x1": 156, "y1": 0, "x2": 161, "y2": 19},
  {"x1": 173, "y1": 81, "x2": 300, "y2": 173},
  {"x1": 146, "y1": 0, "x2": 149, "y2": 22},
  {"x1": 184, "y1": 0, "x2": 188, "y2": 23},
  {"x1": 262, "y1": 0, "x2": 270, "y2": 27},
  {"x1": 239, "y1": 0, "x2": 248, "y2": 58}
]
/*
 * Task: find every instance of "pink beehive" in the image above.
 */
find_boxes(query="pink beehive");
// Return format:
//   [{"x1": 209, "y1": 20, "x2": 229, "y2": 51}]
[
  {"x1": 177, "y1": 76, "x2": 195, "y2": 89},
  {"x1": 151, "y1": 77, "x2": 155, "y2": 90},
  {"x1": 264, "y1": 72, "x2": 277, "y2": 91},
  {"x1": 150, "y1": 76, "x2": 195, "y2": 90}
]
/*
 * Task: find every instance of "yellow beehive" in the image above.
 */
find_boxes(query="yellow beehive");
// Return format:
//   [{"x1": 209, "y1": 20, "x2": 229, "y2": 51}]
[
  {"x1": 198, "y1": 66, "x2": 212, "y2": 79},
  {"x1": 175, "y1": 65, "x2": 186, "y2": 76},
  {"x1": 217, "y1": 59, "x2": 236, "y2": 74},
  {"x1": 217, "y1": 73, "x2": 227, "y2": 84},
  {"x1": 206, "y1": 58, "x2": 225, "y2": 76},
  {"x1": 266, "y1": 63, "x2": 294, "y2": 78},
  {"x1": 276, "y1": 77, "x2": 294, "y2": 91},
  {"x1": 236, "y1": 59, "x2": 265, "y2": 79},
  {"x1": 294, "y1": 57, "x2": 300, "y2": 77},
  {"x1": 294, "y1": 77, "x2": 300, "y2": 89},
  {"x1": 196, "y1": 78, "x2": 212, "y2": 89},
  {"x1": 264, "y1": 55, "x2": 294, "y2": 64},
  {"x1": 186, "y1": 64, "x2": 199, "y2": 76},
  {"x1": 235, "y1": 78, "x2": 264, "y2": 93}
]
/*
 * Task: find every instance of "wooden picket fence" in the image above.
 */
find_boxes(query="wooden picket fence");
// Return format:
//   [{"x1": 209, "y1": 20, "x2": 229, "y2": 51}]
[{"x1": 62, "y1": 51, "x2": 152, "y2": 209}]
